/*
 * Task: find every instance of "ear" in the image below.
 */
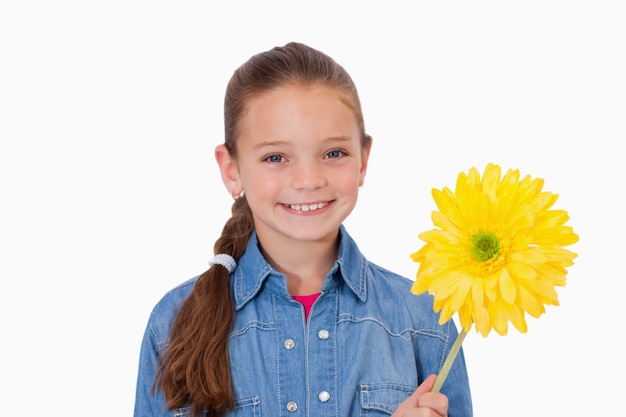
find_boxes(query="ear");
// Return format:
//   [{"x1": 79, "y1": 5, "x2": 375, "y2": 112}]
[
  {"x1": 359, "y1": 137, "x2": 372, "y2": 187},
  {"x1": 215, "y1": 144, "x2": 242, "y2": 196}
]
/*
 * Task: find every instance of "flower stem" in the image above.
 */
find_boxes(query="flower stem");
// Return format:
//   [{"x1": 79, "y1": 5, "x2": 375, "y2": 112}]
[{"x1": 432, "y1": 328, "x2": 468, "y2": 393}]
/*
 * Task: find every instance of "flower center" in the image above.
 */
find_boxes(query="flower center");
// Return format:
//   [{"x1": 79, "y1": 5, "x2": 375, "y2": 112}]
[{"x1": 470, "y1": 231, "x2": 501, "y2": 262}]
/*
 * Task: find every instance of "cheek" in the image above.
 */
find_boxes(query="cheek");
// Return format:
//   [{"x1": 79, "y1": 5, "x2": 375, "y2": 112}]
[
  {"x1": 333, "y1": 174, "x2": 361, "y2": 206},
  {"x1": 241, "y1": 171, "x2": 281, "y2": 198},
  {"x1": 338, "y1": 165, "x2": 364, "y2": 190}
]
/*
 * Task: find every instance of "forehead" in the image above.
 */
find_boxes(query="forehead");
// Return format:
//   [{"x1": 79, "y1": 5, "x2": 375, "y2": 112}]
[
  {"x1": 238, "y1": 84, "x2": 360, "y2": 138},
  {"x1": 243, "y1": 83, "x2": 357, "y2": 117}
]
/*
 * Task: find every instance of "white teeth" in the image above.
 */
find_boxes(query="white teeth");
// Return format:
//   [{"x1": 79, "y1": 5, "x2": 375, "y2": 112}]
[{"x1": 288, "y1": 202, "x2": 328, "y2": 211}]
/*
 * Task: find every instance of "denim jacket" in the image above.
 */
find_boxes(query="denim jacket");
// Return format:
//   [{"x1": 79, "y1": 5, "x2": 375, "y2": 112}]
[{"x1": 134, "y1": 225, "x2": 473, "y2": 416}]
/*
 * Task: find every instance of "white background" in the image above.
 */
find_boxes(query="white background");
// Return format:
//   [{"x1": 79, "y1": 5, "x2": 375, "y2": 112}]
[{"x1": 1, "y1": 1, "x2": 624, "y2": 415}]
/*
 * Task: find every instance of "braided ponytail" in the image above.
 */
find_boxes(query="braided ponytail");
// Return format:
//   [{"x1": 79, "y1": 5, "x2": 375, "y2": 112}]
[{"x1": 154, "y1": 197, "x2": 253, "y2": 416}]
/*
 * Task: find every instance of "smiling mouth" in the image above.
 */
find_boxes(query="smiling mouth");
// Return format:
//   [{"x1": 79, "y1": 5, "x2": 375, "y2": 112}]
[{"x1": 283, "y1": 201, "x2": 330, "y2": 212}]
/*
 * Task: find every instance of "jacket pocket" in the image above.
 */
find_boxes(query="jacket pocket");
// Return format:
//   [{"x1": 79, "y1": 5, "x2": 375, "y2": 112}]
[
  {"x1": 227, "y1": 396, "x2": 261, "y2": 417},
  {"x1": 172, "y1": 396, "x2": 261, "y2": 417},
  {"x1": 172, "y1": 407, "x2": 190, "y2": 417},
  {"x1": 359, "y1": 384, "x2": 415, "y2": 416}
]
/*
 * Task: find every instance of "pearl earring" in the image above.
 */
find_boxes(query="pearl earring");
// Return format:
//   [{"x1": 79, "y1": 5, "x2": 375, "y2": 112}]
[{"x1": 232, "y1": 189, "x2": 245, "y2": 200}]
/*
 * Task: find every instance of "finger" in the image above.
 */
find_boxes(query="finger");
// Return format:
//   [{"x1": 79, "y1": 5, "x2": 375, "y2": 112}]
[
  {"x1": 394, "y1": 374, "x2": 438, "y2": 413},
  {"x1": 414, "y1": 374, "x2": 438, "y2": 397},
  {"x1": 415, "y1": 391, "x2": 448, "y2": 417},
  {"x1": 413, "y1": 376, "x2": 448, "y2": 416}
]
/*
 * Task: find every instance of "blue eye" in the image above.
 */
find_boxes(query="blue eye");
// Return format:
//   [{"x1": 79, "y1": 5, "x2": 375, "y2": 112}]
[
  {"x1": 325, "y1": 150, "x2": 345, "y2": 159},
  {"x1": 265, "y1": 154, "x2": 284, "y2": 163}
]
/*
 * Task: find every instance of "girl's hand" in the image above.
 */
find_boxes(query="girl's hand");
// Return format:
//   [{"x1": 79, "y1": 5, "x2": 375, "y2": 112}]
[{"x1": 391, "y1": 374, "x2": 448, "y2": 417}]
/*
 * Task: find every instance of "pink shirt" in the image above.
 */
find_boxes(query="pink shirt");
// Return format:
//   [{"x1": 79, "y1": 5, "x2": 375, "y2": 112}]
[{"x1": 292, "y1": 293, "x2": 321, "y2": 320}]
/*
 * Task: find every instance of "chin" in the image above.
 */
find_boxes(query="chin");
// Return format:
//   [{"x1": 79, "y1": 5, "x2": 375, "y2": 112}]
[{"x1": 284, "y1": 225, "x2": 340, "y2": 243}]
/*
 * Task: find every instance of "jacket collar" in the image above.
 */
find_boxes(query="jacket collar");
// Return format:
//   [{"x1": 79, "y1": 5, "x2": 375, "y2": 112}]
[{"x1": 231, "y1": 225, "x2": 368, "y2": 310}]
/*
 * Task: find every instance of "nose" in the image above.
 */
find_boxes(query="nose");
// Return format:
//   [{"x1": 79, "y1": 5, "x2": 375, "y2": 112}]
[{"x1": 291, "y1": 160, "x2": 326, "y2": 190}]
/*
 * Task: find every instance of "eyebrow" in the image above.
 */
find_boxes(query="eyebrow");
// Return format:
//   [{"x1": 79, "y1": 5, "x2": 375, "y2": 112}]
[{"x1": 253, "y1": 135, "x2": 353, "y2": 149}]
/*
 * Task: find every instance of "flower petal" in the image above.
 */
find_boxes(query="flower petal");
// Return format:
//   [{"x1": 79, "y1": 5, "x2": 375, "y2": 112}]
[
  {"x1": 498, "y1": 268, "x2": 517, "y2": 304},
  {"x1": 507, "y1": 261, "x2": 537, "y2": 280}
]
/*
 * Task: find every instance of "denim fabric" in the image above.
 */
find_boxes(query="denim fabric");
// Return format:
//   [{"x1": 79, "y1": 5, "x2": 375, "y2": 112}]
[{"x1": 134, "y1": 225, "x2": 473, "y2": 416}]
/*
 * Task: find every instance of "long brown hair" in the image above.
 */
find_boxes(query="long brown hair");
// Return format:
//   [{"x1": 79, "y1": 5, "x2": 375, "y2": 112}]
[{"x1": 154, "y1": 42, "x2": 372, "y2": 417}]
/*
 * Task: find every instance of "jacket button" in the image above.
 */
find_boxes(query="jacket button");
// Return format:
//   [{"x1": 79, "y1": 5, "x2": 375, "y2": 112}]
[
  {"x1": 286, "y1": 401, "x2": 298, "y2": 412},
  {"x1": 318, "y1": 391, "x2": 331, "y2": 402},
  {"x1": 317, "y1": 329, "x2": 330, "y2": 340},
  {"x1": 284, "y1": 339, "x2": 295, "y2": 350}
]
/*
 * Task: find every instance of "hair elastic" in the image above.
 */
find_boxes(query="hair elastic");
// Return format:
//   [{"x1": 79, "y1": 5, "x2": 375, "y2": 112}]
[{"x1": 208, "y1": 253, "x2": 237, "y2": 273}]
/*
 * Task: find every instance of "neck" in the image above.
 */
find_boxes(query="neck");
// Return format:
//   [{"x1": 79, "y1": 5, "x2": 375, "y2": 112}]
[{"x1": 257, "y1": 232, "x2": 339, "y2": 296}]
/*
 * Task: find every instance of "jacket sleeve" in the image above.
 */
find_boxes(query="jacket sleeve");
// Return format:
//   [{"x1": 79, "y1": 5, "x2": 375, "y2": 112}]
[{"x1": 133, "y1": 315, "x2": 171, "y2": 417}]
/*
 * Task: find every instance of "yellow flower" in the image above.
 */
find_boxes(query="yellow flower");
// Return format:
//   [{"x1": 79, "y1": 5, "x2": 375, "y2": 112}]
[{"x1": 411, "y1": 163, "x2": 578, "y2": 337}]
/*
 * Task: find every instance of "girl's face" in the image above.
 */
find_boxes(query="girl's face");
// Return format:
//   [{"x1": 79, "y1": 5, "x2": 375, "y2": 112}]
[{"x1": 224, "y1": 84, "x2": 370, "y2": 248}]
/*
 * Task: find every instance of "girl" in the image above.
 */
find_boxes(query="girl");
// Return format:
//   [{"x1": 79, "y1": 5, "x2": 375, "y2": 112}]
[{"x1": 134, "y1": 42, "x2": 472, "y2": 417}]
